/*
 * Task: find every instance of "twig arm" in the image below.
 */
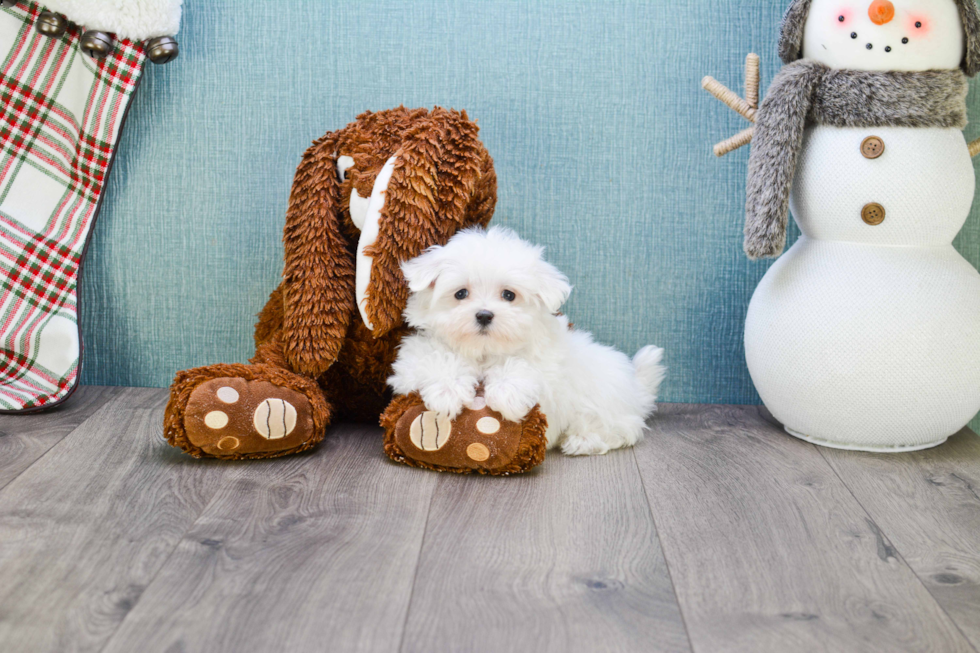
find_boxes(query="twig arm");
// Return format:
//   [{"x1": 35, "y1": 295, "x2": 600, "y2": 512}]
[
  {"x1": 745, "y1": 53, "x2": 760, "y2": 109},
  {"x1": 714, "y1": 127, "x2": 755, "y2": 158},
  {"x1": 969, "y1": 137, "x2": 980, "y2": 158},
  {"x1": 701, "y1": 77, "x2": 757, "y2": 124},
  {"x1": 703, "y1": 53, "x2": 761, "y2": 157}
]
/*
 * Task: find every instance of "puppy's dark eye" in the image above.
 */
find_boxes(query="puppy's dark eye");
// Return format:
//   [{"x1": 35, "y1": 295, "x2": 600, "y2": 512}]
[
  {"x1": 454, "y1": 289, "x2": 469, "y2": 300},
  {"x1": 502, "y1": 290, "x2": 516, "y2": 302}
]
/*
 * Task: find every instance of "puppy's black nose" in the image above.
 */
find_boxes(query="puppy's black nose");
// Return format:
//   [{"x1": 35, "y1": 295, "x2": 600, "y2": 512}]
[{"x1": 475, "y1": 310, "x2": 494, "y2": 327}]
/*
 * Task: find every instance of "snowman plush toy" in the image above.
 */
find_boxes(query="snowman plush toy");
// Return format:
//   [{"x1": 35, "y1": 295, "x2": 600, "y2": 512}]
[{"x1": 706, "y1": 0, "x2": 980, "y2": 451}]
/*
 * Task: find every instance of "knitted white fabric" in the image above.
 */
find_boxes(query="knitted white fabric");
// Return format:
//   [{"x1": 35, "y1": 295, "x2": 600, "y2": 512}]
[
  {"x1": 747, "y1": 131, "x2": 980, "y2": 451},
  {"x1": 748, "y1": 237, "x2": 980, "y2": 450},
  {"x1": 790, "y1": 127, "x2": 975, "y2": 247},
  {"x1": 39, "y1": 0, "x2": 182, "y2": 40}
]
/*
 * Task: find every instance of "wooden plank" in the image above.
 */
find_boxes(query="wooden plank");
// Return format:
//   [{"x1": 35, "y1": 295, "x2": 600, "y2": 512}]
[
  {"x1": 634, "y1": 404, "x2": 974, "y2": 653},
  {"x1": 0, "y1": 386, "x2": 125, "y2": 490},
  {"x1": 0, "y1": 388, "x2": 230, "y2": 653},
  {"x1": 820, "y1": 429, "x2": 980, "y2": 650},
  {"x1": 401, "y1": 449, "x2": 691, "y2": 653},
  {"x1": 100, "y1": 424, "x2": 438, "y2": 653}
]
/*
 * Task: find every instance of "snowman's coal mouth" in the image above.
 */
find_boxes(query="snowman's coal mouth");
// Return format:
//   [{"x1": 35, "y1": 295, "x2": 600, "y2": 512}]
[
  {"x1": 852, "y1": 32, "x2": 902, "y2": 53},
  {"x1": 863, "y1": 42, "x2": 896, "y2": 53}
]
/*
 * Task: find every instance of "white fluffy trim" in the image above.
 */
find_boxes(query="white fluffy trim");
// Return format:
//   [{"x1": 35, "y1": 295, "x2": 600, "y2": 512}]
[{"x1": 39, "y1": 0, "x2": 182, "y2": 40}]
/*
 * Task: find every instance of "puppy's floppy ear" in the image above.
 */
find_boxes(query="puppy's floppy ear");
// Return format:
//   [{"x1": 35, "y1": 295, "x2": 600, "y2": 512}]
[
  {"x1": 362, "y1": 108, "x2": 496, "y2": 337},
  {"x1": 531, "y1": 258, "x2": 572, "y2": 313},
  {"x1": 401, "y1": 246, "x2": 447, "y2": 293}
]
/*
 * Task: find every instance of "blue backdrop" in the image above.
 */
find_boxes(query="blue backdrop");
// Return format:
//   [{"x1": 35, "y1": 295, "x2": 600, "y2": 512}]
[{"x1": 79, "y1": 0, "x2": 980, "y2": 421}]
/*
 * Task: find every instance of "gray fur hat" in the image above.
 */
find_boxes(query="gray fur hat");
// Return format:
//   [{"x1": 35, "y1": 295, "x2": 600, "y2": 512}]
[{"x1": 778, "y1": 0, "x2": 980, "y2": 76}]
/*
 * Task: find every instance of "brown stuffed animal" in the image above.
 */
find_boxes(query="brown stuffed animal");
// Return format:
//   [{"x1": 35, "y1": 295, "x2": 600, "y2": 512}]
[{"x1": 164, "y1": 107, "x2": 547, "y2": 473}]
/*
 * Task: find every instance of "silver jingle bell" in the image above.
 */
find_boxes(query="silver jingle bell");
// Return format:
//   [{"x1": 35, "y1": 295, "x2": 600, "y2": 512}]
[
  {"x1": 36, "y1": 11, "x2": 68, "y2": 38},
  {"x1": 145, "y1": 36, "x2": 179, "y2": 65},
  {"x1": 80, "y1": 31, "x2": 113, "y2": 59}
]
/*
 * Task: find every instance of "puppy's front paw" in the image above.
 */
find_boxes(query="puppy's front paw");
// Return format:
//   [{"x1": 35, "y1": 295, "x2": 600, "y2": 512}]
[
  {"x1": 560, "y1": 433, "x2": 611, "y2": 457},
  {"x1": 420, "y1": 377, "x2": 478, "y2": 419},
  {"x1": 484, "y1": 377, "x2": 538, "y2": 423}
]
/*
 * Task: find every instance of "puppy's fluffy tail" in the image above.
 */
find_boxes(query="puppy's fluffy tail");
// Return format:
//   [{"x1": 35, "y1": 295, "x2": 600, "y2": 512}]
[{"x1": 633, "y1": 346, "x2": 666, "y2": 403}]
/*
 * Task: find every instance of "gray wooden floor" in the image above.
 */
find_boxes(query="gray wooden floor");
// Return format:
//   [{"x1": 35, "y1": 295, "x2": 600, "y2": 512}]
[{"x1": 0, "y1": 387, "x2": 978, "y2": 653}]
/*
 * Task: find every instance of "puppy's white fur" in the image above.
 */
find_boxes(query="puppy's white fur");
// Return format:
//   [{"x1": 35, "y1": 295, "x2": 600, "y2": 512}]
[{"x1": 388, "y1": 227, "x2": 666, "y2": 456}]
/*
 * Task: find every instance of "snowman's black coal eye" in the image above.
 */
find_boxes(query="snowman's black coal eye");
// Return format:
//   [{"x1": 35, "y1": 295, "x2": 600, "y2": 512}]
[
  {"x1": 866, "y1": 43, "x2": 873, "y2": 49},
  {"x1": 885, "y1": 46, "x2": 892, "y2": 52},
  {"x1": 455, "y1": 289, "x2": 469, "y2": 300},
  {"x1": 851, "y1": 32, "x2": 858, "y2": 39},
  {"x1": 902, "y1": 37, "x2": 909, "y2": 44},
  {"x1": 502, "y1": 290, "x2": 516, "y2": 302},
  {"x1": 839, "y1": 15, "x2": 845, "y2": 22},
  {"x1": 915, "y1": 21, "x2": 922, "y2": 28}
]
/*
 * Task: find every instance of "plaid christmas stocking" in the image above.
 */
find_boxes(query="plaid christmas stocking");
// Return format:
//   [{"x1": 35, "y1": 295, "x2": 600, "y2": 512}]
[{"x1": 0, "y1": 0, "x2": 181, "y2": 413}]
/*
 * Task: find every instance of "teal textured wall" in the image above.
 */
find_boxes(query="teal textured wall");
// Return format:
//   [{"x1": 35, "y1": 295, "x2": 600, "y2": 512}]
[{"x1": 80, "y1": 0, "x2": 980, "y2": 415}]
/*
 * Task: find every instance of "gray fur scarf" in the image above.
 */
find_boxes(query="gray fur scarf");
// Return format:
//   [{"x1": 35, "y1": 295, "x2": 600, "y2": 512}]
[{"x1": 744, "y1": 61, "x2": 968, "y2": 259}]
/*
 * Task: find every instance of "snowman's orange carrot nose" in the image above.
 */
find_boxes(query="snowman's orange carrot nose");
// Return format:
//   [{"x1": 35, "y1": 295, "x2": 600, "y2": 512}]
[{"x1": 868, "y1": 0, "x2": 895, "y2": 25}]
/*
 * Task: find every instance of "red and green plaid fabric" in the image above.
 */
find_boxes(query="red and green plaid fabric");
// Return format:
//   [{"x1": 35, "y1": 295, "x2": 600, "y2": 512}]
[{"x1": 0, "y1": 1, "x2": 145, "y2": 412}]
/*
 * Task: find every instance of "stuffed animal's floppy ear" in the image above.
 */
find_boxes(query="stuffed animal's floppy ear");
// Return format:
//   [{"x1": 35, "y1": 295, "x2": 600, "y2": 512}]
[
  {"x1": 360, "y1": 108, "x2": 496, "y2": 338},
  {"x1": 531, "y1": 258, "x2": 572, "y2": 314},
  {"x1": 280, "y1": 131, "x2": 356, "y2": 378}
]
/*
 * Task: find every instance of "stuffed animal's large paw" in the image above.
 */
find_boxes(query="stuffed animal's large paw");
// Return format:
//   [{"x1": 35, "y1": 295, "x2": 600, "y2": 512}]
[
  {"x1": 381, "y1": 393, "x2": 548, "y2": 476},
  {"x1": 178, "y1": 377, "x2": 317, "y2": 458}
]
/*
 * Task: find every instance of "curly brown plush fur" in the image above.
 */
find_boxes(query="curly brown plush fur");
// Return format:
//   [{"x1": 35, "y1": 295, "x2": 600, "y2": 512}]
[
  {"x1": 778, "y1": 0, "x2": 980, "y2": 77},
  {"x1": 745, "y1": 62, "x2": 968, "y2": 259},
  {"x1": 164, "y1": 107, "x2": 500, "y2": 459},
  {"x1": 277, "y1": 107, "x2": 496, "y2": 377}
]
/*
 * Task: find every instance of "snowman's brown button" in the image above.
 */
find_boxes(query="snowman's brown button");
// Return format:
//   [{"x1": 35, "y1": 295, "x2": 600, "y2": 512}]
[
  {"x1": 861, "y1": 136, "x2": 885, "y2": 159},
  {"x1": 862, "y1": 202, "x2": 886, "y2": 225}
]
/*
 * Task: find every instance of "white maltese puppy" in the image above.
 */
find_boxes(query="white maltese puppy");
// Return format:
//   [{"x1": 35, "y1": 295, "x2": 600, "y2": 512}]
[{"x1": 388, "y1": 227, "x2": 665, "y2": 456}]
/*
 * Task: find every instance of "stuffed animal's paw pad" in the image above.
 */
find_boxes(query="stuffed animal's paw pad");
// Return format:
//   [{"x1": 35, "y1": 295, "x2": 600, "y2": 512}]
[
  {"x1": 253, "y1": 398, "x2": 297, "y2": 440},
  {"x1": 184, "y1": 378, "x2": 314, "y2": 457},
  {"x1": 476, "y1": 416, "x2": 500, "y2": 434},
  {"x1": 466, "y1": 442, "x2": 491, "y2": 461},
  {"x1": 409, "y1": 411, "x2": 453, "y2": 451}
]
